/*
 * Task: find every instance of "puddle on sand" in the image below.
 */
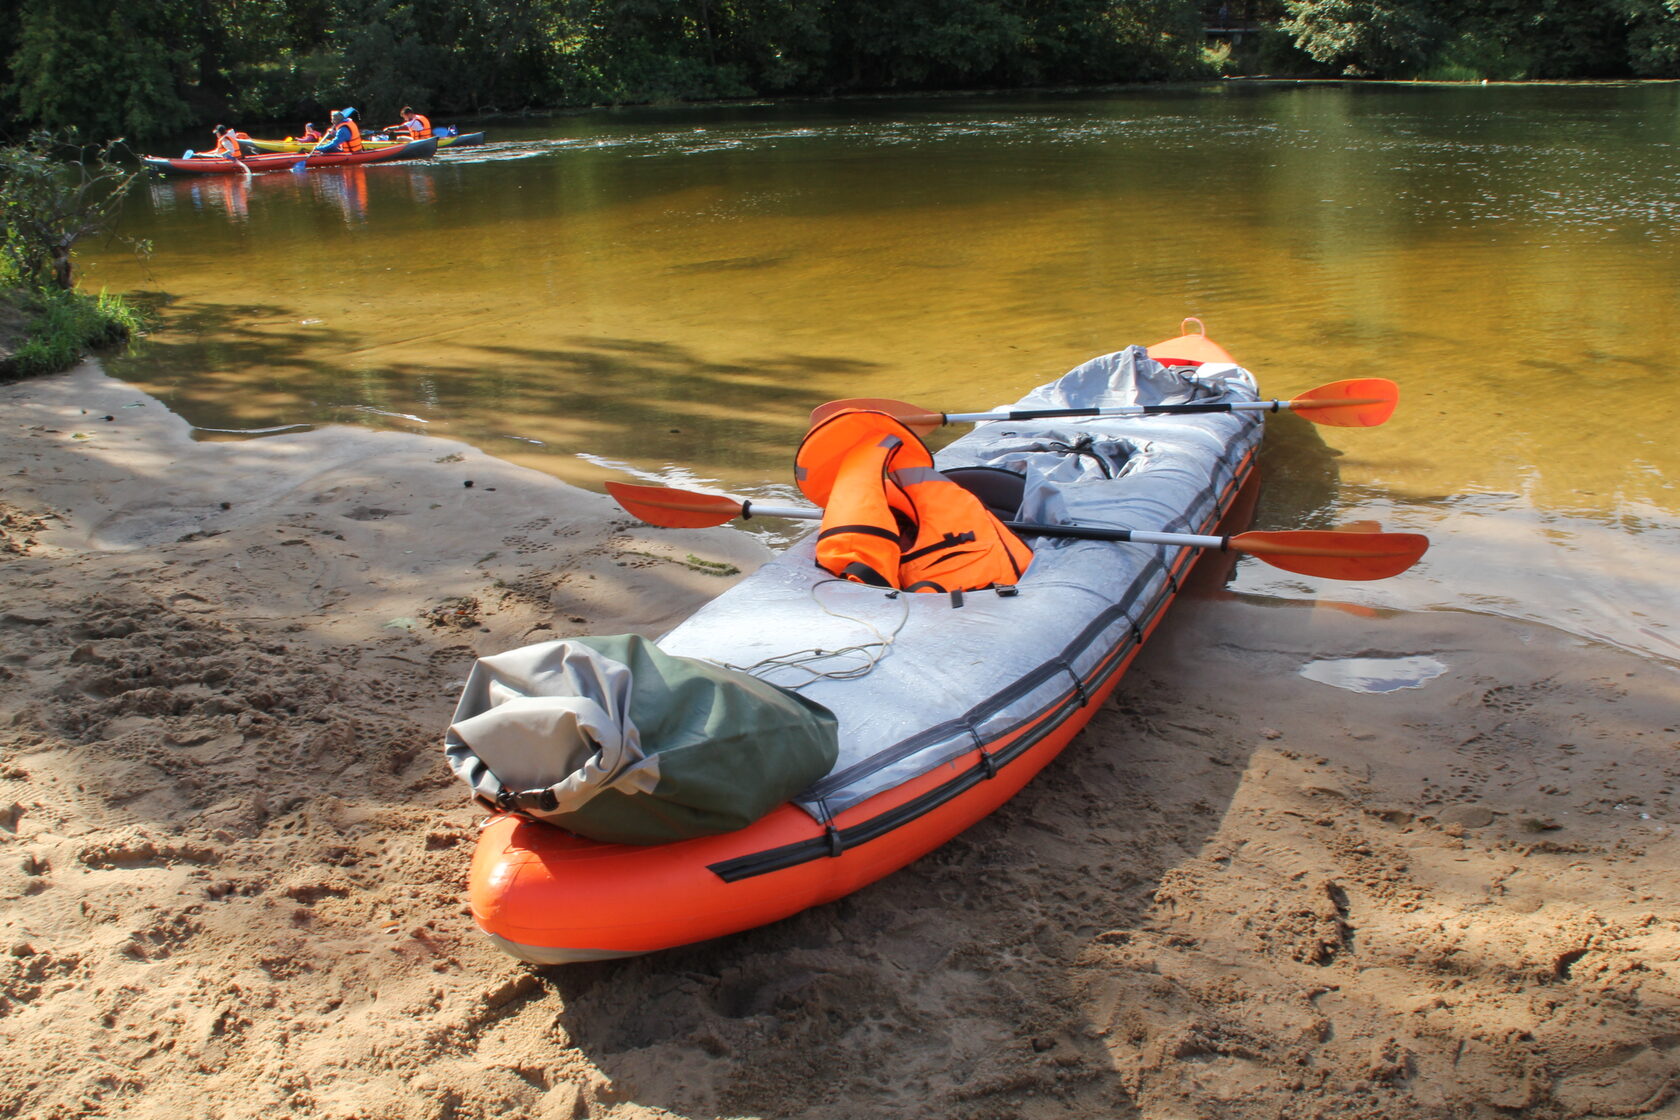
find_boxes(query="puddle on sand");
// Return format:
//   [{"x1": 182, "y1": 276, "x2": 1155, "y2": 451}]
[{"x1": 1299, "y1": 655, "x2": 1449, "y2": 694}]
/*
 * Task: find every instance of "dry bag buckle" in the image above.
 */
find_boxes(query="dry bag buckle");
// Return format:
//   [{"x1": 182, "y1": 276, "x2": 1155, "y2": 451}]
[{"x1": 499, "y1": 787, "x2": 558, "y2": 815}]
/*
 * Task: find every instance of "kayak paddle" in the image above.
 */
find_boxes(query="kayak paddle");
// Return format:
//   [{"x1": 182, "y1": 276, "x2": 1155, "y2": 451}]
[
  {"x1": 606, "y1": 482, "x2": 1428, "y2": 581},
  {"x1": 809, "y1": 377, "x2": 1398, "y2": 436}
]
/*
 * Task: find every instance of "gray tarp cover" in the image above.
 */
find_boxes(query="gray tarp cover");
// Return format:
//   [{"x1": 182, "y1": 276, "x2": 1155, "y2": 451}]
[
  {"x1": 658, "y1": 346, "x2": 1262, "y2": 820},
  {"x1": 446, "y1": 634, "x2": 838, "y2": 844}
]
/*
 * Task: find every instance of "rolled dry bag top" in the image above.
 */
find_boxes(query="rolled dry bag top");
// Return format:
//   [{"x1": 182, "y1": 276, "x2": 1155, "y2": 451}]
[{"x1": 445, "y1": 634, "x2": 839, "y2": 844}]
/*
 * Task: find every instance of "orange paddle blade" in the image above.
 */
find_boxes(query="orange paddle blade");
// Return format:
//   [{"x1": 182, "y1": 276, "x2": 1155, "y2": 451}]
[
  {"x1": 1232, "y1": 530, "x2": 1428, "y2": 581},
  {"x1": 1289, "y1": 378, "x2": 1398, "y2": 427},
  {"x1": 808, "y1": 398, "x2": 945, "y2": 436},
  {"x1": 605, "y1": 481, "x2": 743, "y2": 528}
]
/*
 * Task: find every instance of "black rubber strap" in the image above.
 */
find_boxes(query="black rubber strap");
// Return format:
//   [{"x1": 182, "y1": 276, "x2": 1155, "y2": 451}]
[
  {"x1": 818, "y1": 523, "x2": 902, "y2": 543},
  {"x1": 840, "y1": 561, "x2": 894, "y2": 587}
]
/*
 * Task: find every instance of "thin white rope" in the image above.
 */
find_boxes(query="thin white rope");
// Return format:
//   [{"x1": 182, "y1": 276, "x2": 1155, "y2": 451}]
[{"x1": 728, "y1": 580, "x2": 911, "y2": 690}]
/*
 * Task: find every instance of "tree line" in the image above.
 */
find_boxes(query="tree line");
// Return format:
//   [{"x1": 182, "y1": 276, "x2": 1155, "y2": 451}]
[
  {"x1": 1281, "y1": 0, "x2": 1680, "y2": 79},
  {"x1": 2, "y1": 0, "x2": 1677, "y2": 142}
]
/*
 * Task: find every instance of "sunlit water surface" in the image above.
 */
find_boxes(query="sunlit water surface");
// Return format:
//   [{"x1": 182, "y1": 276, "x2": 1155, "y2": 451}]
[{"x1": 84, "y1": 83, "x2": 1680, "y2": 664}]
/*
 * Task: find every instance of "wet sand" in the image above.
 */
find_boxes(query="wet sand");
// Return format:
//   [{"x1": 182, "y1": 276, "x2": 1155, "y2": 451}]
[{"x1": 3, "y1": 364, "x2": 1678, "y2": 1120}]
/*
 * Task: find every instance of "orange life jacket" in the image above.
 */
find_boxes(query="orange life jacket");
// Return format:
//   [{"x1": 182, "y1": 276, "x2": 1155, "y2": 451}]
[
  {"x1": 888, "y1": 464, "x2": 1034, "y2": 593},
  {"x1": 796, "y1": 409, "x2": 1032, "y2": 593},
  {"x1": 344, "y1": 119, "x2": 363, "y2": 153},
  {"x1": 215, "y1": 133, "x2": 241, "y2": 159},
  {"x1": 408, "y1": 113, "x2": 432, "y2": 139}
]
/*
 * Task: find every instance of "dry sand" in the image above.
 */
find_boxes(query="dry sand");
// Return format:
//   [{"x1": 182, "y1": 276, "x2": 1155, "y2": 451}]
[{"x1": 2, "y1": 363, "x2": 1678, "y2": 1120}]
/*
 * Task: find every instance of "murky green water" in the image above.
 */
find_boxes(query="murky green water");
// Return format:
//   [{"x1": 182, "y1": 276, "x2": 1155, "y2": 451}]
[{"x1": 82, "y1": 82, "x2": 1680, "y2": 662}]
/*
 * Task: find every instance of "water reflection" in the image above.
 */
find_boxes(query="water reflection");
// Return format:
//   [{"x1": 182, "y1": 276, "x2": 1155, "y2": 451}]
[
  {"x1": 1299, "y1": 655, "x2": 1449, "y2": 694},
  {"x1": 142, "y1": 161, "x2": 446, "y2": 227},
  {"x1": 309, "y1": 166, "x2": 371, "y2": 225},
  {"x1": 149, "y1": 174, "x2": 252, "y2": 222},
  {"x1": 404, "y1": 167, "x2": 437, "y2": 207}
]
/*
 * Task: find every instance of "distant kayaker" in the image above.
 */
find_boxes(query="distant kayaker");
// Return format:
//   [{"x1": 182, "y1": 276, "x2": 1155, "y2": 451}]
[
  {"x1": 386, "y1": 106, "x2": 433, "y2": 140},
  {"x1": 298, "y1": 121, "x2": 323, "y2": 142},
  {"x1": 209, "y1": 125, "x2": 243, "y2": 160},
  {"x1": 311, "y1": 108, "x2": 364, "y2": 154}
]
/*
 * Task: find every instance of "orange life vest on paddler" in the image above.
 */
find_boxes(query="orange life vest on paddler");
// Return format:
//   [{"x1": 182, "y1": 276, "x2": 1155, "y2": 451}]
[
  {"x1": 796, "y1": 409, "x2": 1032, "y2": 593},
  {"x1": 408, "y1": 113, "x2": 432, "y2": 139},
  {"x1": 344, "y1": 118, "x2": 364, "y2": 152}
]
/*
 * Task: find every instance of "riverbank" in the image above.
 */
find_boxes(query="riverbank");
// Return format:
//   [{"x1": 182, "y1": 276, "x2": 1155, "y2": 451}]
[
  {"x1": 2, "y1": 363, "x2": 1678, "y2": 1120},
  {"x1": 0, "y1": 285, "x2": 144, "y2": 381}
]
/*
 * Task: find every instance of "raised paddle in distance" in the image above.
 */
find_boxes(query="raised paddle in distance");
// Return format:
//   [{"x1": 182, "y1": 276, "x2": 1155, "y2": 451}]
[
  {"x1": 605, "y1": 482, "x2": 1428, "y2": 582},
  {"x1": 809, "y1": 377, "x2": 1399, "y2": 437}
]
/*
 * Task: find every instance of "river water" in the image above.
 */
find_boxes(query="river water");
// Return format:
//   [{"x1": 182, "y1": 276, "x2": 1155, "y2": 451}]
[{"x1": 83, "y1": 82, "x2": 1680, "y2": 665}]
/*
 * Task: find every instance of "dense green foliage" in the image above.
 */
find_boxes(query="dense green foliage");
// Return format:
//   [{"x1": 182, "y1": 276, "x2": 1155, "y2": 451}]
[
  {"x1": 1281, "y1": 0, "x2": 1680, "y2": 78},
  {"x1": 0, "y1": 0, "x2": 1214, "y2": 141},
  {"x1": 0, "y1": 1, "x2": 1675, "y2": 139}
]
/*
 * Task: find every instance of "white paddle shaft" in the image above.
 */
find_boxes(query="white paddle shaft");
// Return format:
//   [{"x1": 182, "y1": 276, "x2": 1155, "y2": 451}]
[{"x1": 737, "y1": 501, "x2": 1225, "y2": 549}]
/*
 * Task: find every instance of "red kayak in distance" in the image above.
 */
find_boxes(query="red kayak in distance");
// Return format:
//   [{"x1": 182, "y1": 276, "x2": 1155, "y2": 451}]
[{"x1": 141, "y1": 137, "x2": 438, "y2": 177}]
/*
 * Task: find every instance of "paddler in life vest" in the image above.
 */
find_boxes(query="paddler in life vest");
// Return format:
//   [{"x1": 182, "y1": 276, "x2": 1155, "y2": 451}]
[
  {"x1": 386, "y1": 106, "x2": 433, "y2": 140},
  {"x1": 298, "y1": 121, "x2": 323, "y2": 142},
  {"x1": 208, "y1": 125, "x2": 243, "y2": 160},
  {"x1": 311, "y1": 108, "x2": 364, "y2": 154}
]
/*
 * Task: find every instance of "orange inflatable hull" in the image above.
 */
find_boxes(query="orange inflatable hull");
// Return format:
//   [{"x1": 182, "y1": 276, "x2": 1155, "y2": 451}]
[{"x1": 469, "y1": 403, "x2": 1257, "y2": 963}]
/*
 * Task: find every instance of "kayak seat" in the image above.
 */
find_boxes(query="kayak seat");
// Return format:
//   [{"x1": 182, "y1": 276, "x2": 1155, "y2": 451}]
[{"x1": 942, "y1": 466, "x2": 1025, "y2": 521}]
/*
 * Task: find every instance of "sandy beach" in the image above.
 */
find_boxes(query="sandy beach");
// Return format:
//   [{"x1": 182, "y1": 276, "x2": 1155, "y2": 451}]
[{"x1": 3, "y1": 362, "x2": 1678, "y2": 1120}]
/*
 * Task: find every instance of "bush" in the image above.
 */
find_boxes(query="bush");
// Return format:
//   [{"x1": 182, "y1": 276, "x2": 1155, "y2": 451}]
[
  {"x1": 2, "y1": 287, "x2": 146, "y2": 380},
  {"x1": 1416, "y1": 31, "x2": 1535, "y2": 80},
  {"x1": 1282, "y1": 0, "x2": 1446, "y2": 76},
  {"x1": 0, "y1": 130, "x2": 147, "y2": 293},
  {"x1": 1224, "y1": 25, "x2": 1326, "y2": 75}
]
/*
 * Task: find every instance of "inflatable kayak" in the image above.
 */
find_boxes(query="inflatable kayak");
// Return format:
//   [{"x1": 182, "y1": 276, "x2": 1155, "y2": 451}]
[
  {"x1": 142, "y1": 137, "x2": 438, "y2": 176},
  {"x1": 460, "y1": 324, "x2": 1275, "y2": 964},
  {"x1": 238, "y1": 131, "x2": 484, "y2": 155}
]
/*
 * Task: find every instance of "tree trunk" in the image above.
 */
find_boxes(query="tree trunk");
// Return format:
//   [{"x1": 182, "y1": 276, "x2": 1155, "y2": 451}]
[{"x1": 50, "y1": 245, "x2": 73, "y2": 291}]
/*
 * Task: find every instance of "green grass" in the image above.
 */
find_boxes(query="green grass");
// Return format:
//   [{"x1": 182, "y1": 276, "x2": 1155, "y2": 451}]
[{"x1": 2, "y1": 284, "x2": 148, "y2": 379}]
